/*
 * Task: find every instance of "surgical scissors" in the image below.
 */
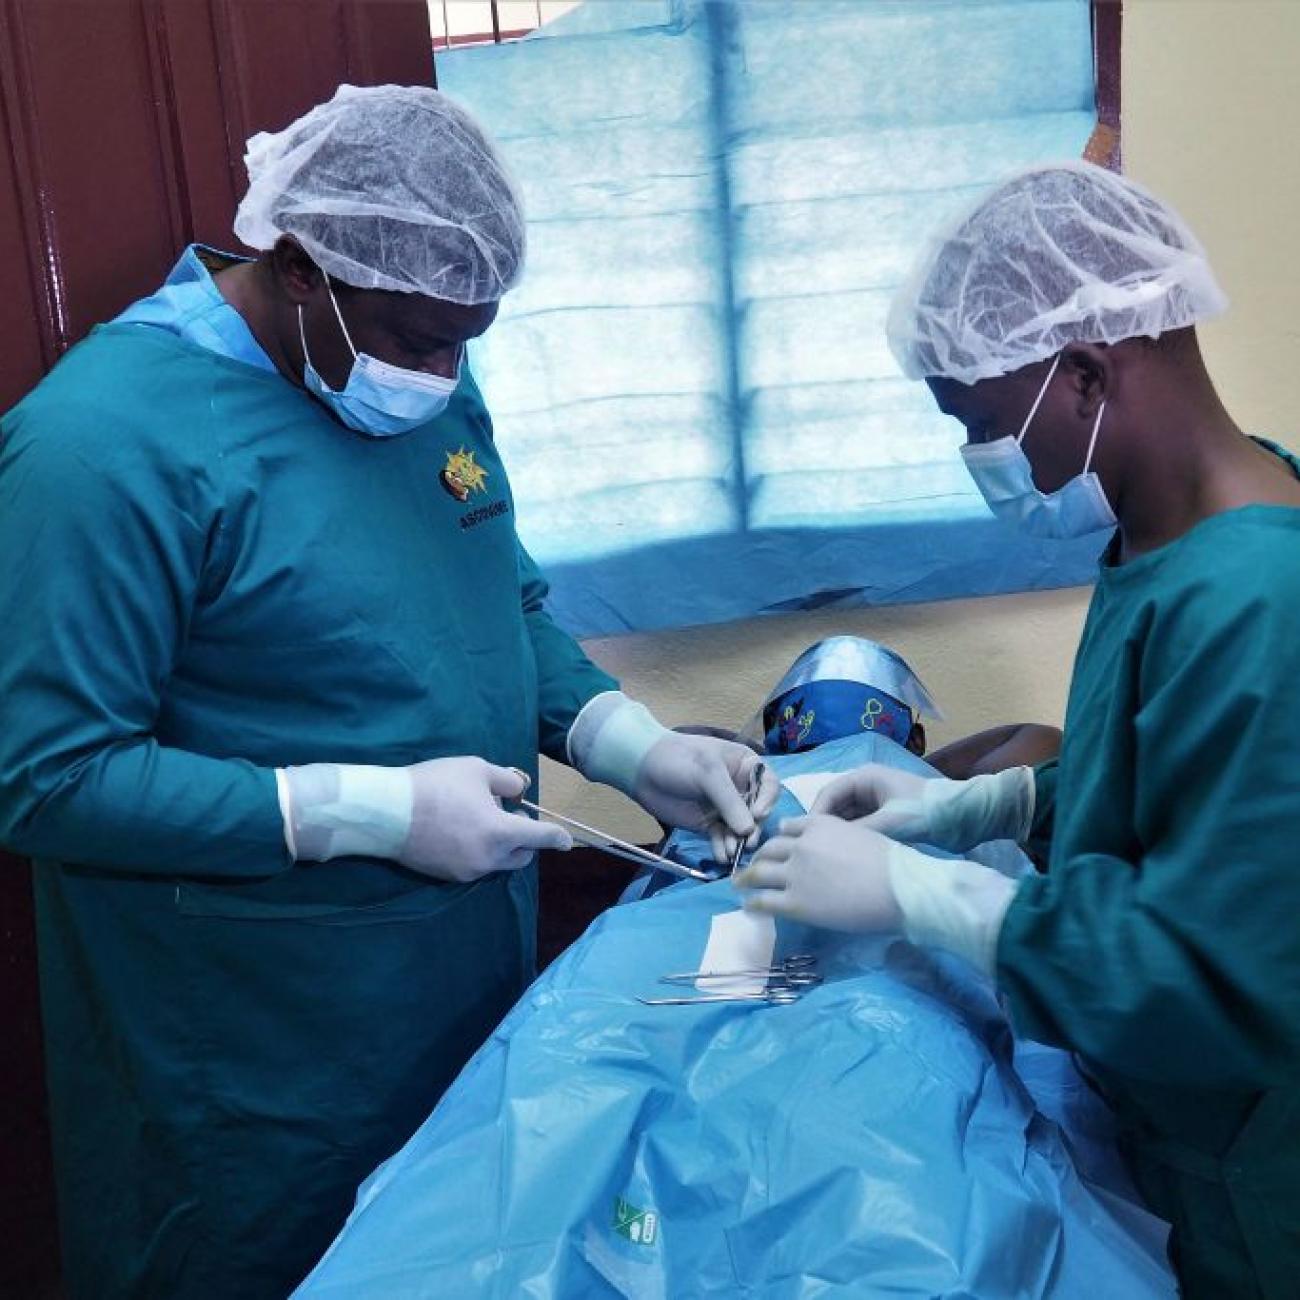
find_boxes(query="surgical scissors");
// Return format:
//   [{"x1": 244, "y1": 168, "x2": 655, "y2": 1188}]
[
  {"x1": 659, "y1": 953, "x2": 820, "y2": 982},
  {"x1": 517, "y1": 799, "x2": 714, "y2": 882},
  {"x1": 636, "y1": 987, "x2": 804, "y2": 1007}
]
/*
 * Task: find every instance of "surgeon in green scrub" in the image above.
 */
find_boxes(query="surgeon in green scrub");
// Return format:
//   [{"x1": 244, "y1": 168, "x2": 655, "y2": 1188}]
[
  {"x1": 734, "y1": 162, "x2": 1300, "y2": 1298},
  {"x1": 0, "y1": 86, "x2": 777, "y2": 1299}
]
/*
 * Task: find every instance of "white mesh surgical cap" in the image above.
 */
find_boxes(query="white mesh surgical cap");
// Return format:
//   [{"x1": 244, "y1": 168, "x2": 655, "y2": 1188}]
[
  {"x1": 886, "y1": 161, "x2": 1227, "y2": 385},
  {"x1": 233, "y1": 84, "x2": 525, "y2": 303}
]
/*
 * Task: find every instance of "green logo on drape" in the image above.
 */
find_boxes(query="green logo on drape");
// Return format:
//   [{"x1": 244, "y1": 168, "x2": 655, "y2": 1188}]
[{"x1": 613, "y1": 1196, "x2": 659, "y2": 1246}]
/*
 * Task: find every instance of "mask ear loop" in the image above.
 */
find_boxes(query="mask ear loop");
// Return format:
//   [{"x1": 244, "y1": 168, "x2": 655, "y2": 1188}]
[
  {"x1": 321, "y1": 274, "x2": 463, "y2": 386},
  {"x1": 296, "y1": 304, "x2": 311, "y2": 371},
  {"x1": 322, "y1": 274, "x2": 360, "y2": 361},
  {"x1": 298, "y1": 276, "x2": 357, "y2": 390},
  {"x1": 1082, "y1": 400, "x2": 1107, "y2": 475},
  {"x1": 1016, "y1": 353, "x2": 1063, "y2": 445}
]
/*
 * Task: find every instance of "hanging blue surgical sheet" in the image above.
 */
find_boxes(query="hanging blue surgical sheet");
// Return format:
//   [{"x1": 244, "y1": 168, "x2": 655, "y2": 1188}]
[{"x1": 439, "y1": 1, "x2": 1104, "y2": 635}]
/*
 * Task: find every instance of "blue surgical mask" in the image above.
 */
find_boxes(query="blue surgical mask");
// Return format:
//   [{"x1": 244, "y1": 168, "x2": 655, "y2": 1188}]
[
  {"x1": 960, "y1": 354, "x2": 1117, "y2": 539},
  {"x1": 298, "y1": 277, "x2": 460, "y2": 437}
]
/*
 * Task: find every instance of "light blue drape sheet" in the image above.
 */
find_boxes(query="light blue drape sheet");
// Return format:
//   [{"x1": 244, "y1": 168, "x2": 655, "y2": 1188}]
[{"x1": 440, "y1": 0, "x2": 1103, "y2": 636}]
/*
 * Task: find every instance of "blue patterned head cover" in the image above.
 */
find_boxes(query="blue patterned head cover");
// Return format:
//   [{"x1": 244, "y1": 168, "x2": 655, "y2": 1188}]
[
  {"x1": 763, "y1": 681, "x2": 914, "y2": 754},
  {"x1": 757, "y1": 637, "x2": 940, "y2": 756}
]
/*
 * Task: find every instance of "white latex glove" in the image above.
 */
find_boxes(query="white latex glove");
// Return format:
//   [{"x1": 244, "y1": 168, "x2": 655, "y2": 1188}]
[
  {"x1": 566, "y1": 692, "x2": 780, "y2": 862},
  {"x1": 734, "y1": 815, "x2": 903, "y2": 933},
  {"x1": 636, "y1": 732, "x2": 781, "y2": 862},
  {"x1": 279, "y1": 758, "x2": 571, "y2": 883},
  {"x1": 733, "y1": 815, "x2": 1018, "y2": 980},
  {"x1": 811, "y1": 764, "x2": 1034, "y2": 853}
]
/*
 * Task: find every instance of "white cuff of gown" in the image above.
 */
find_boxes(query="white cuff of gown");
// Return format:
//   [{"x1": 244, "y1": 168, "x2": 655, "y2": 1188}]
[
  {"x1": 886, "y1": 841, "x2": 1020, "y2": 982},
  {"x1": 924, "y1": 765, "x2": 1036, "y2": 848},
  {"x1": 565, "y1": 690, "x2": 670, "y2": 794},
  {"x1": 275, "y1": 764, "x2": 414, "y2": 863},
  {"x1": 275, "y1": 768, "x2": 297, "y2": 858}
]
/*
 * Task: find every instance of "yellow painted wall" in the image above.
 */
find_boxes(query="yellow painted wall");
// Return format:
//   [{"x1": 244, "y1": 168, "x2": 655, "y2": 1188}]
[
  {"x1": 1123, "y1": 0, "x2": 1300, "y2": 443},
  {"x1": 540, "y1": 0, "x2": 1300, "y2": 840}
]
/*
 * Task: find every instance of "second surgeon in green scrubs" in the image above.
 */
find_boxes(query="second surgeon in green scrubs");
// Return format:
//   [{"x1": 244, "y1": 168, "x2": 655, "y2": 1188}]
[
  {"x1": 734, "y1": 162, "x2": 1300, "y2": 1297},
  {"x1": 0, "y1": 86, "x2": 777, "y2": 1298}
]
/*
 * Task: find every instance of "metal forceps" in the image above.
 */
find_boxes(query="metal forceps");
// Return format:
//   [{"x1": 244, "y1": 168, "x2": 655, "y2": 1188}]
[
  {"x1": 517, "y1": 799, "x2": 714, "y2": 882},
  {"x1": 659, "y1": 953, "x2": 820, "y2": 984},
  {"x1": 725, "y1": 761, "x2": 768, "y2": 875},
  {"x1": 637, "y1": 987, "x2": 804, "y2": 1007},
  {"x1": 667, "y1": 969, "x2": 822, "y2": 991}
]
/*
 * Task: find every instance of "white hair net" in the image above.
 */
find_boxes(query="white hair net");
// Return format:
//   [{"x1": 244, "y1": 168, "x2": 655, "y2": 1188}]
[
  {"x1": 887, "y1": 161, "x2": 1227, "y2": 385},
  {"x1": 233, "y1": 84, "x2": 525, "y2": 303}
]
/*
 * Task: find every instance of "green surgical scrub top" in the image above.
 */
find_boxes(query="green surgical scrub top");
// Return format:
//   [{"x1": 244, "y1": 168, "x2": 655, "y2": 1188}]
[
  {"x1": 0, "y1": 322, "x2": 616, "y2": 1298},
  {"x1": 1000, "y1": 446, "x2": 1300, "y2": 1300}
]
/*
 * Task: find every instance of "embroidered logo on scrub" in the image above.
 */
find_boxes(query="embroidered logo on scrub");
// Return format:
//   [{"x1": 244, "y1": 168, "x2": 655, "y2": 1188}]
[
  {"x1": 459, "y1": 500, "x2": 509, "y2": 531},
  {"x1": 613, "y1": 1197, "x2": 659, "y2": 1246},
  {"x1": 440, "y1": 446, "x2": 489, "y2": 502}
]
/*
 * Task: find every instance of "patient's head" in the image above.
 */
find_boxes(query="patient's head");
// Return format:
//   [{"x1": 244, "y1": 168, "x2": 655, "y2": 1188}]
[{"x1": 759, "y1": 637, "x2": 938, "y2": 757}]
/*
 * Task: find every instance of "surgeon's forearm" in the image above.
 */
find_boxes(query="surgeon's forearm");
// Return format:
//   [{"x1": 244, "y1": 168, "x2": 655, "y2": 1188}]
[
  {"x1": 0, "y1": 740, "x2": 288, "y2": 877},
  {"x1": 999, "y1": 858, "x2": 1300, "y2": 1090},
  {"x1": 517, "y1": 545, "x2": 619, "y2": 762},
  {"x1": 525, "y1": 612, "x2": 619, "y2": 763}
]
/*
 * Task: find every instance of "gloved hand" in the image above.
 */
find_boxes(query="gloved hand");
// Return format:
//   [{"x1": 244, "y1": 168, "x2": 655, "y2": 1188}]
[
  {"x1": 636, "y1": 731, "x2": 781, "y2": 862},
  {"x1": 733, "y1": 815, "x2": 1018, "y2": 979},
  {"x1": 733, "y1": 815, "x2": 904, "y2": 932},
  {"x1": 811, "y1": 764, "x2": 1034, "y2": 853},
  {"x1": 566, "y1": 692, "x2": 781, "y2": 862},
  {"x1": 280, "y1": 758, "x2": 571, "y2": 883}
]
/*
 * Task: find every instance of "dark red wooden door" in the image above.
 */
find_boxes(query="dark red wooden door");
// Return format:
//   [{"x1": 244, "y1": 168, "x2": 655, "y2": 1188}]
[{"x1": 0, "y1": 4, "x2": 433, "y2": 1291}]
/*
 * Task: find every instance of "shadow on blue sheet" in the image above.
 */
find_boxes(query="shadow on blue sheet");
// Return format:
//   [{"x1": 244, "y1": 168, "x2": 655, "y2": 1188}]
[{"x1": 296, "y1": 797, "x2": 1175, "y2": 1298}]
